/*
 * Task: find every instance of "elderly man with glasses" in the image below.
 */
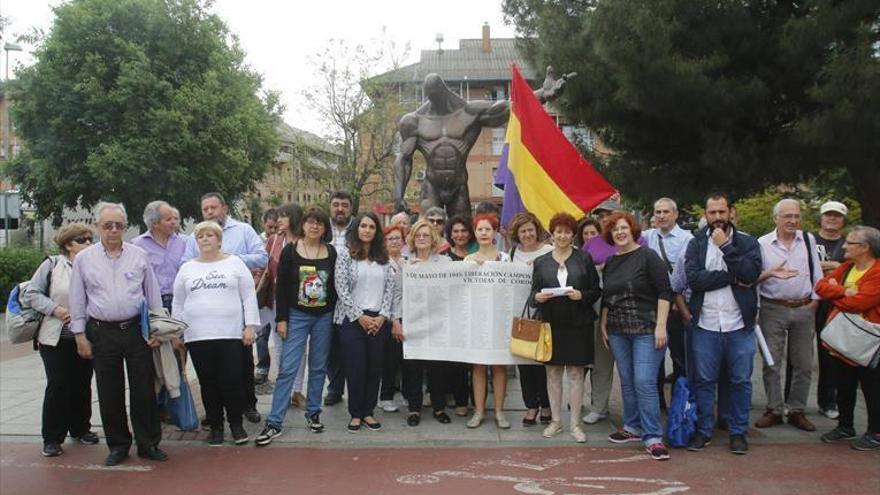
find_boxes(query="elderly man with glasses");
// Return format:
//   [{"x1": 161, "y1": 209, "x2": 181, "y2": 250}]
[{"x1": 69, "y1": 202, "x2": 165, "y2": 467}]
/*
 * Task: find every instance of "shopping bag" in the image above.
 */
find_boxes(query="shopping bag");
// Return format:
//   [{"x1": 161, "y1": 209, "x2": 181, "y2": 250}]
[
  {"x1": 666, "y1": 377, "x2": 697, "y2": 448},
  {"x1": 167, "y1": 370, "x2": 199, "y2": 431}
]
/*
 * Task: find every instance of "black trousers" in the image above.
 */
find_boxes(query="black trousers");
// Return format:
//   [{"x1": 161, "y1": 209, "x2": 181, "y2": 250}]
[
  {"x1": 380, "y1": 329, "x2": 403, "y2": 401},
  {"x1": 518, "y1": 364, "x2": 549, "y2": 409},
  {"x1": 657, "y1": 311, "x2": 686, "y2": 407},
  {"x1": 88, "y1": 321, "x2": 160, "y2": 452},
  {"x1": 443, "y1": 362, "x2": 470, "y2": 408},
  {"x1": 188, "y1": 339, "x2": 245, "y2": 428},
  {"x1": 834, "y1": 358, "x2": 880, "y2": 434},
  {"x1": 326, "y1": 324, "x2": 346, "y2": 399},
  {"x1": 242, "y1": 343, "x2": 257, "y2": 410},
  {"x1": 339, "y1": 316, "x2": 386, "y2": 418},
  {"x1": 39, "y1": 338, "x2": 93, "y2": 443},
  {"x1": 403, "y1": 360, "x2": 446, "y2": 413}
]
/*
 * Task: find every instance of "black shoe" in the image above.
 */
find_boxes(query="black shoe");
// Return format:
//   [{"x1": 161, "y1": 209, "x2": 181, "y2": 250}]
[
  {"x1": 208, "y1": 427, "x2": 224, "y2": 447},
  {"x1": 254, "y1": 424, "x2": 283, "y2": 446},
  {"x1": 230, "y1": 424, "x2": 249, "y2": 445},
  {"x1": 407, "y1": 413, "x2": 421, "y2": 427},
  {"x1": 72, "y1": 432, "x2": 100, "y2": 445},
  {"x1": 137, "y1": 446, "x2": 168, "y2": 462},
  {"x1": 729, "y1": 434, "x2": 749, "y2": 455},
  {"x1": 306, "y1": 413, "x2": 325, "y2": 433},
  {"x1": 41, "y1": 442, "x2": 63, "y2": 457},
  {"x1": 433, "y1": 411, "x2": 451, "y2": 424},
  {"x1": 821, "y1": 426, "x2": 857, "y2": 443},
  {"x1": 105, "y1": 449, "x2": 129, "y2": 466},
  {"x1": 324, "y1": 394, "x2": 342, "y2": 406},
  {"x1": 244, "y1": 408, "x2": 261, "y2": 424},
  {"x1": 347, "y1": 419, "x2": 361, "y2": 433},
  {"x1": 687, "y1": 432, "x2": 712, "y2": 451},
  {"x1": 363, "y1": 418, "x2": 382, "y2": 431}
]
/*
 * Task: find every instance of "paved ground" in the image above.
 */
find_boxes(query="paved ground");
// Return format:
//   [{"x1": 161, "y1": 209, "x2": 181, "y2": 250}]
[{"x1": 1, "y1": 321, "x2": 877, "y2": 494}]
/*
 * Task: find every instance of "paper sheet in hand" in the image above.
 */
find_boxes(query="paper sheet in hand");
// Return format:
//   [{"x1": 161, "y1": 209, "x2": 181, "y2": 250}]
[
  {"x1": 540, "y1": 286, "x2": 573, "y2": 297},
  {"x1": 754, "y1": 324, "x2": 774, "y2": 366},
  {"x1": 402, "y1": 261, "x2": 533, "y2": 364}
]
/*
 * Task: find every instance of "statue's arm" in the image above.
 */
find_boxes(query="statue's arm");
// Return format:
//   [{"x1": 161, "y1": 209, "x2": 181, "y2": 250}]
[
  {"x1": 394, "y1": 114, "x2": 418, "y2": 213},
  {"x1": 473, "y1": 100, "x2": 510, "y2": 128}
]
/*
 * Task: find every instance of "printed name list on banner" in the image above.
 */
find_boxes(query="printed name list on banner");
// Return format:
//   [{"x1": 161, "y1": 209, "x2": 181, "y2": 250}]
[{"x1": 402, "y1": 261, "x2": 533, "y2": 365}]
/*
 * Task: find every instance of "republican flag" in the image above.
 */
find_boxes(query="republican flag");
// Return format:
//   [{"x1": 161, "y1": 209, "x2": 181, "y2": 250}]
[{"x1": 497, "y1": 65, "x2": 615, "y2": 228}]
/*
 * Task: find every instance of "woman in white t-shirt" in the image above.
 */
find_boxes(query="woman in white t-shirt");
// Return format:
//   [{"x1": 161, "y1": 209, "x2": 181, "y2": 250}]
[
  {"x1": 333, "y1": 213, "x2": 395, "y2": 433},
  {"x1": 464, "y1": 214, "x2": 512, "y2": 430},
  {"x1": 172, "y1": 221, "x2": 259, "y2": 447},
  {"x1": 508, "y1": 212, "x2": 553, "y2": 428}
]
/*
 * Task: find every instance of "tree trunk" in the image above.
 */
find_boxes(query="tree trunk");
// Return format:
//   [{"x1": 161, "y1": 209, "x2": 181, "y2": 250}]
[{"x1": 849, "y1": 164, "x2": 880, "y2": 227}]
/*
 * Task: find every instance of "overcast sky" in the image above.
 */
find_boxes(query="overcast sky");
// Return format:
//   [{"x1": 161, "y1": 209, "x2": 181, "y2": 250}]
[{"x1": 1, "y1": 0, "x2": 517, "y2": 135}]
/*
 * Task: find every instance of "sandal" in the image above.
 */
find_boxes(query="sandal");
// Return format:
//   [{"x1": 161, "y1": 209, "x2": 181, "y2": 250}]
[
  {"x1": 523, "y1": 408, "x2": 538, "y2": 426},
  {"x1": 433, "y1": 411, "x2": 451, "y2": 424}
]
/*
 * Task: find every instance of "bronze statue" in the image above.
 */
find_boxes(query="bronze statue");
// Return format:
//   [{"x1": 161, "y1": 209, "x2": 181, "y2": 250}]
[{"x1": 394, "y1": 67, "x2": 574, "y2": 218}]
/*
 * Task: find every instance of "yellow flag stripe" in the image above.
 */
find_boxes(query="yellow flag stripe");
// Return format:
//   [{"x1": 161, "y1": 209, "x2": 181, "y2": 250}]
[{"x1": 506, "y1": 114, "x2": 587, "y2": 228}]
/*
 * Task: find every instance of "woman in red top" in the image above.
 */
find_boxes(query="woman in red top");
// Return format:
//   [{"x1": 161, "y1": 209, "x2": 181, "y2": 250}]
[{"x1": 815, "y1": 225, "x2": 880, "y2": 451}]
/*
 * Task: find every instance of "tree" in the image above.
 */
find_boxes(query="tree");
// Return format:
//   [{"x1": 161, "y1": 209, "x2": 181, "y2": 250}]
[
  {"x1": 5, "y1": 0, "x2": 279, "y2": 226},
  {"x1": 299, "y1": 35, "x2": 411, "y2": 213},
  {"x1": 503, "y1": 0, "x2": 879, "y2": 225}
]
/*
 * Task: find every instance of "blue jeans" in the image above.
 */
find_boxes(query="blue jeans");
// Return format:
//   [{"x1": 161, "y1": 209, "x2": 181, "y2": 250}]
[
  {"x1": 609, "y1": 333, "x2": 666, "y2": 446},
  {"x1": 266, "y1": 309, "x2": 333, "y2": 427},
  {"x1": 691, "y1": 326, "x2": 755, "y2": 436}
]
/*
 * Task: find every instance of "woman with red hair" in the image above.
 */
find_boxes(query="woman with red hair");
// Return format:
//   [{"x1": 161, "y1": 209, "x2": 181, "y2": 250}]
[
  {"x1": 465, "y1": 213, "x2": 512, "y2": 429},
  {"x1": 600, "y1": 211, "x2": 673, "y2": 460}
]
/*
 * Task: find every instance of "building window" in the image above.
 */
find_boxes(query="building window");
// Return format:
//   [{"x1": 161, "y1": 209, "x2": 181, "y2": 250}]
[
  {"x1": 491, "y1": 167, "x2": 504, "y2": 198},
  {"x1": 491, "y1": 127, "x2": 506, "y2": 155}
]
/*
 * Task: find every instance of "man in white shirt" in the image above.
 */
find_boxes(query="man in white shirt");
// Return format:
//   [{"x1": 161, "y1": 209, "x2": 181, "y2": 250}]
[{"x1": 684, "y1": 193, "x2": 762, "y2": 454}]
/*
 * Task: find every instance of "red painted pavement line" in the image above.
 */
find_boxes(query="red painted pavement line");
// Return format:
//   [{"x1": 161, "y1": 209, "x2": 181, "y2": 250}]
[{"x1": 1, "y1": 442, "x2": 877, "y2": 495}]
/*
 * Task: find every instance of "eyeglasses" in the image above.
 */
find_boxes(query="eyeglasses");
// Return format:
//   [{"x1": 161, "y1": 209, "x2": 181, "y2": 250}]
[
  {"x1": 71, "y1": 236, "x2": 92, "y2": 244},
  {"x1": 427, "y1": 218, "x2": 444, "y2": 225},
  {"x1": 845, "y1": 241, "x2": 865, "y2": 246},
  {"x1": 386, "y1": 236, "x2": 402, "y2": 242},
  {"x1": 414, "y1": 233, "x2": 432, "y2": 239},
  {"x1": 304, "y1": 218, "x2": 323, "y2": 226},
  {"x1": 100, "y1": 222, "x2": 127, "y2": 231}
]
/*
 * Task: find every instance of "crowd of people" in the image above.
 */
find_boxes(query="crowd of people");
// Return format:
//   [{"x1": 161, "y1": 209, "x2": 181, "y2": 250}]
[{"x1": 21, "y1": 190, "x2": 879, "y2": 466}]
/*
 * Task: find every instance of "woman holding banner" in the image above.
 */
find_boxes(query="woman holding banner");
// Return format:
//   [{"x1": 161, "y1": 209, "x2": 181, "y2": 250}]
[
  {"x1": 531, "y1": 213, "x2": 601, "y2": 443},
  {"x1": 334, "y1": 213, "x2": 395, "y2": 433},
  {"x1": 445, "y1": 215, "x2": 476, "y2": 261},
  {"x1": 600, "y1": 211, "x2": 673, "y2": 460},
  {"x1": 465, "y1": 214, "x2": 513, "y2": 429},
  {"x1": 399, "y1": 220, "x2": 456, "y2": 426},
  {"x1": 508, "y1": 212, "x2": 553, "y2": 426}
]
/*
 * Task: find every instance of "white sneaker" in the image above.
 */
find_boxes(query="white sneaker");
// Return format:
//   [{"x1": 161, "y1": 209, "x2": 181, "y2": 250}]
[
  {"x1": 582, "y1": 411, "x2": 608, "y2": 424},
  {"x1": 466, "y1": 412, "x2": 484, "y2": 429},
  {"x1": 571, "y1": 425, "x2": 587, "y2": 443},
  {"x1": 380, "y1": 400, "x2": 399, "y2": 413},
  {"x1": 819, "y1": 407, "x2": 840, "y2": 420},
  {"x1": 543, "y1": 421, "x2": 563, "y2": 438}
]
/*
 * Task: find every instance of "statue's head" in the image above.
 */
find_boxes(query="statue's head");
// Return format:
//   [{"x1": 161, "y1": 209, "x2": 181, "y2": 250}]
[{"x1": 423, "y1": 73, "x2": 449, "y2": 103}]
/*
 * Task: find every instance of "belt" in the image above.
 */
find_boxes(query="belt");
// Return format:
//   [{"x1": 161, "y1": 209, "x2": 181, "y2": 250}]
[
  {"x1": 761, "y1": 297, "x2": 812, "y2": 308},
  {"x1": 89, "y1": 317, "x2": 140, "y2": 330}
]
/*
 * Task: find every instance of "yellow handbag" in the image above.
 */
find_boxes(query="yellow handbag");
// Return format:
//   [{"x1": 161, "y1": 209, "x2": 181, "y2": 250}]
[{"x1": 510, "y1": 298, "x2": 552, "y2": 362}]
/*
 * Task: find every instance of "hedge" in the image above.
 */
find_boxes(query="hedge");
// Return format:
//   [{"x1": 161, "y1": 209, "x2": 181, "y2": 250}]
[{"x1": 0, "y1": 248, "x2": 50, "y2": 310}]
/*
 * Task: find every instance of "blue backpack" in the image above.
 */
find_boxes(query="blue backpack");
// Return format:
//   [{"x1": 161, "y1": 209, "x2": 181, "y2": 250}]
[
  {"x1": 666, "y1": 376, "x2": 697, "y2": 448},
  {"x1": 5, "y1": 256, "x2": 59, "y2": 345}
]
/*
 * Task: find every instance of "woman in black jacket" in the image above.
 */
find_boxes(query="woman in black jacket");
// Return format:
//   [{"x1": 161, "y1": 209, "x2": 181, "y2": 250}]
[{"x1": 531, "y1": 213, "x2": 601, "y2": 443}]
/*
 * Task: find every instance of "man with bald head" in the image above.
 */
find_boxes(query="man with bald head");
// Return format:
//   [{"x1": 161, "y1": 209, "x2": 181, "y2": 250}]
[
  {"x1": 394, "y1": 69, "x2": 572, "y2": 219},
  {"x1": 755, "y1": 198, "x2": 822, "y2": 432}
]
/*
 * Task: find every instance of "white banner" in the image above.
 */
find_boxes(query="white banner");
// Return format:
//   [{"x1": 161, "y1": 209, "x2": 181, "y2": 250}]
[{"x1": 402, "y1": 261, "x2": 533, "y2": 365}]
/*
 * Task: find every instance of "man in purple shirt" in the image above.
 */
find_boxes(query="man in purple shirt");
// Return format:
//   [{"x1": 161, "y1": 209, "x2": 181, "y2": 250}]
[
  {"x1": 132, "y1": 200, "x2": 185, "y2": 311},
  {"x1": 70, "y1": 202, "x2": 167, "y2": 467},
  {"x1": 754, "y1": 198, "x2": 823, "y2": 432}
]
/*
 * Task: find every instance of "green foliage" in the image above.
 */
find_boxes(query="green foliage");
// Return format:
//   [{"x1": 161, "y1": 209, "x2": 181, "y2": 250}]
[
  {"x1": 503, "y1": 0, "x2": 880, "y2": 226},
  {"x1": 6, "y1": 0, "x2": 280, "y2": 226},
  {"x1": 0, "y1": 248, "x2": 49, "y2": 309}
]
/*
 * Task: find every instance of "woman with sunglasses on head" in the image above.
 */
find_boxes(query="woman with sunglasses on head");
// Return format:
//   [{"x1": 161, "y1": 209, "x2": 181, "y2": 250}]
[
  {"x1": 398, "y1": 220, "x2": 457, "y2": 426},
  {"x1": 465, "y1": 213, "x2": 513, "y2": 429},
  {"x1": 23, "y1": 224, "x2": 99, "y2": 458},
  {"x1": 256, "y1": 207, "x2": 337, "y2": 445},
  {"x1": 334, "y1": 212, "x2": 396, "y2": 432}
]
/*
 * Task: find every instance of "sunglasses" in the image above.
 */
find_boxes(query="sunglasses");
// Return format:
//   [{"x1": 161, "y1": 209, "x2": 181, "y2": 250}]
[
  {"x1": 427, "y1": 218, "x2": 445, "y2": 225},
  {"x1": 71, "y1": 236, "x2": 92, "y2": 244},
  {"x1": 100, "y1": 222, "x2": 127, "y2": 231}
]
